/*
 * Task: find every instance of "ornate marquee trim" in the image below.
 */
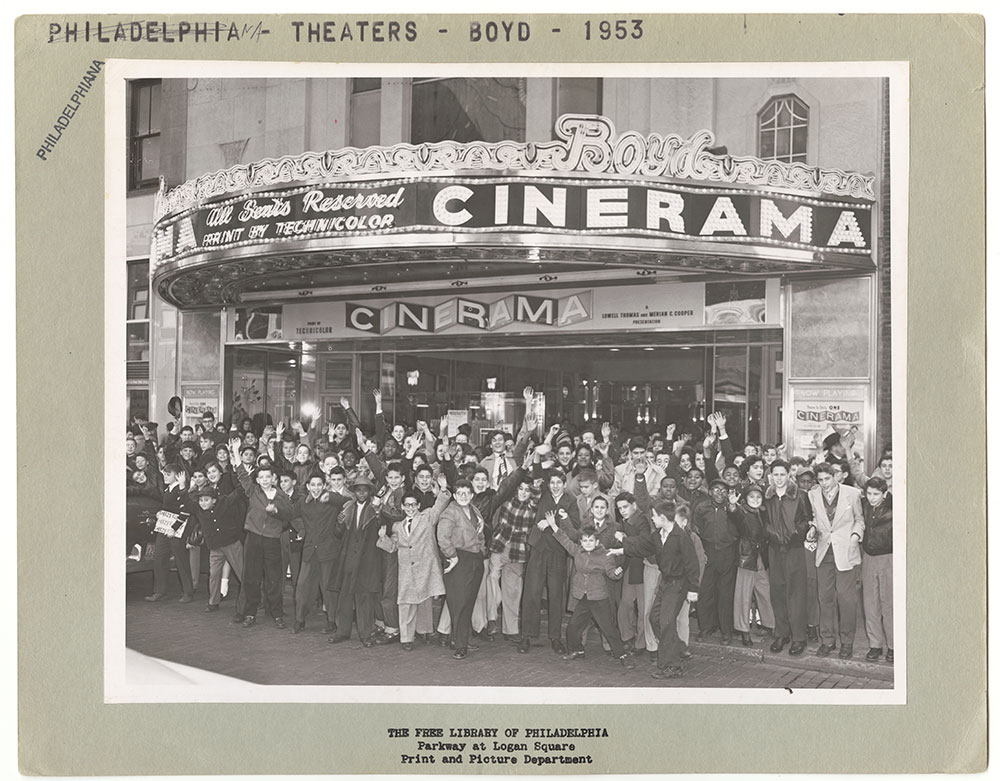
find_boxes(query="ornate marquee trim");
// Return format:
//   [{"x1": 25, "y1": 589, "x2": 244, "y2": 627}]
[{"x1": 154, "y1": 114, "x2": 876, "y2": 222}]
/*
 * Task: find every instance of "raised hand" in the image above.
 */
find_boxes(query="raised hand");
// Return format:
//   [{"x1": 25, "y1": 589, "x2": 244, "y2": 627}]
[
  {"x1": 339, "y1": 397, "x2": 350, "y2": 410},
  {"x1": 666, "y1": 423, "x2": 676, "y2": 440},
  {"x1": 523, "y1": 386, "x2": 534, "y2": 402},
  {"x1": 601, "y1": 421, "x2": 611, "y2": 441},
  {"x1": 437, "y1": 473, "x2": 449, "y2": 491}
]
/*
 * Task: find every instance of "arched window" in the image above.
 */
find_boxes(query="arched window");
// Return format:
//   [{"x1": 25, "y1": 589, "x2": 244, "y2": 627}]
[{"x1": 758, "y1": 94, "x2": 809, "y2": 164}]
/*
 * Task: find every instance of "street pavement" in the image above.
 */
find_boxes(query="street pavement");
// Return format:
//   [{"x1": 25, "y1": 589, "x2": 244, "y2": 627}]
[{"x1": 125, "y1": 571, "x2": 892, "y2": 690}]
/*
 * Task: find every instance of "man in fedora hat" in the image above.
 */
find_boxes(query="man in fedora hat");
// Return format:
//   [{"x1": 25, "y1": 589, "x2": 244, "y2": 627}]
[{"x1": 328, "y1": 473, "x2": 383, "y2": 647}]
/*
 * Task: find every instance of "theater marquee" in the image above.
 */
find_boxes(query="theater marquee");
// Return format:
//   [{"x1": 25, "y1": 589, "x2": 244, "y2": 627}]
[{"x1": 151, "y1": 115, "x2": 877, "y2": 308}]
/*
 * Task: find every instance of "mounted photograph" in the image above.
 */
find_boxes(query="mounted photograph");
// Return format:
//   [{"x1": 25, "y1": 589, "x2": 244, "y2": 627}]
[{"x1": 107, "y1": 62, "x2": 906, "y2": 703}]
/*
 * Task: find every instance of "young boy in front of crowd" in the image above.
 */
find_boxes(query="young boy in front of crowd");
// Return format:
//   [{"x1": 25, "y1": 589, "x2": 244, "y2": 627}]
[
  {"x1": 538, "y1": 511, "x2": 635, "y2": 670},
  {"x1": 147, "y1": 463, "x2": 195, "y2": 603},
  {"x1": 609, "y1": 501, "x2": 701, "y2": 680},
  {"x1": 188, "y1": 485, "x2": 247, "y2": 620}
]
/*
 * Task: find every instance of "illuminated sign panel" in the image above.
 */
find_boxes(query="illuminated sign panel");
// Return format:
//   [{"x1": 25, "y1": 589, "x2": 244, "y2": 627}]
[
  {"x1": 242, "y1": 280, "x2": 780, "y2": 343},
  {"x1": 152, "y1": 178, "x2": 872, "y2": 267}
]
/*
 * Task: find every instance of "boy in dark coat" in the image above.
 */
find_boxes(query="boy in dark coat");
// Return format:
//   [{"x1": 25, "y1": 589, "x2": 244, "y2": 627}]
[
  {"x1": 146, "y1": 463, "x2": 195, "y2": 603},
  {"x1": 521, "y1": 464, "x2": 581, "y2": 655},
  {"x1": 292, "y1": 473, "x2": 350, "y2": 633},
  {"x1": 189, "y1": 485, "x2": 247, "y2": 618},
  {"x1": 327, "y1": 474, "x2": 382, "y2": 646},
  {"x1": 609, "y1": 502, "x2": 701, "y2": 680}
]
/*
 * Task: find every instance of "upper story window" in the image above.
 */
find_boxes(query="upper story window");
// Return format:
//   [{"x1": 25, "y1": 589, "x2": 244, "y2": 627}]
[
  {"x1": 127, "y1": 260, "x2": 149, "y2": 320},
  {"x1": 758, "y1": 94, "x2": 808, "y2": 164},
  {"x1": 126, "y1": 260, "x2": 150, "y2": 363},
  {"x1": 128, "y1": 80, "x2": 161, "y2": 190},
  {"x1": 555, "y1": 78, "x2": 602, "y2": 118},
  {"x1": 411, "y1": 78, "x2": 526, "y2": 144},
  {"x1": 349, "y1": 78, "x2": 381, "y2": 148}
]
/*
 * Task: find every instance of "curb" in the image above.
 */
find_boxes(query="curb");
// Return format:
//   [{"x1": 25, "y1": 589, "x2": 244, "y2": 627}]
[{"x1": 689, "y1": 640, "x2": 895, "y2": 682}]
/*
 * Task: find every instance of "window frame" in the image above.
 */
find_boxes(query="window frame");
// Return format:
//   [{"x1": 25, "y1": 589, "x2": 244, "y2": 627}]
[
  {"x1": 409, "y1": 77, "x2": 527, "y2": 145},
  {"x1": 126, "y1": 259, "x2": 150, "y2": 364},
  {"x1": 757, "y1": 93, "x2": 810, "y2": 165},
  {"x1": 128, "y1": 79, "x2": 162, "y2": 191},
  {"x1": 555, "y1": 77, "x2": 603, "y2": 119},
  {"x1": 348, "y1": 78, "x2": 382, "y2": 148}
]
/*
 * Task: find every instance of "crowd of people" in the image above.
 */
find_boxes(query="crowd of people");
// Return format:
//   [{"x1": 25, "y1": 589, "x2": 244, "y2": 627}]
[{"x1": 125, "y1": 387, "x2": 894, "y2": 681}]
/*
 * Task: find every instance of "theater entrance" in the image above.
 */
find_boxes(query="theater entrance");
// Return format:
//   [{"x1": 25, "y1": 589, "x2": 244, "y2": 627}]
[{"x1": 226, "y1": 327, "x2": 783, "y2": 449}]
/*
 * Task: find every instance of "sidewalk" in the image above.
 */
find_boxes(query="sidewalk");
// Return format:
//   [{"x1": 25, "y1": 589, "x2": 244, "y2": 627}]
[
  {"x1": 124, "y1": 571, "x2": 893, "y2": 689},
  {"x1": 688, "y1": 629, "x2": 894, "y2": 683}
]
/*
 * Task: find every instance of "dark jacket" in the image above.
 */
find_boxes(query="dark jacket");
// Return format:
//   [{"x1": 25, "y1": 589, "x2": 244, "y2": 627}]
[
  {"x1": 590, "y1": 517, "x2": 622, "y2": 555},
  {"x1": 622, "y1": 525, "x2": 701, "y2": 595},
  {"x1": 728, "y1": 504, "x2": 769, "y2": 570},
  {"x1": 194, "y1": 489, "x2": 247, "y2": 550},
  {"x1": 295, "y1": 491, "x2": 350, "y2": 562},
  {"x1": 862, "y1": 494, "x2": 893, "y2": 556},
  {"x1": 528, "y1": 490, "x2": 582, "y2": 555},
  {"x1": 126, "y1": 474, "x2": 162, "y2": 520},
  {"x1": 234, "y1": 468, "x2": 296, "y2": 538},
  {"x1": 159, "y1": 484, "x2": 195, "y2": 543},
  {"x1": 677, "y1": 484, "x2": 709, "y2": 511},
  {"x1": 332, "y1": 499, "x2": 382, "y2": 593},
  {"x1": 207, "y1": 470, "x2": 237, "y2": 497},
  {"x1": 618, "y1": 507, "x2": 652, "y2": 585},
  {"x1": 693, "y1": 499, "x2": 739, "y2": 556},
  {"x1": 762, "y1": 481, "x2": 812, "y2": 548}
]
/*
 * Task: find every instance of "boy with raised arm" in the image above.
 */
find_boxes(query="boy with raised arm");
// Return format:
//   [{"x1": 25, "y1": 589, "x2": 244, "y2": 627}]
[
  {"x1": 376, "y1": 474, "x2": 452, "y2": 649},
  {"x1": 538, "y1": 511, "x2": 635, "y2": 670},
  {"x1": 609, "y1": 501, "x2": 701, "y2": 680}
]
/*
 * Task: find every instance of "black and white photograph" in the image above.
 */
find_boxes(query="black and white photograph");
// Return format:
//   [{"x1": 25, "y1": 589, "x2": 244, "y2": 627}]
[{"x1": 110, "y1": 62, "x2": 907, "y2": 702}]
